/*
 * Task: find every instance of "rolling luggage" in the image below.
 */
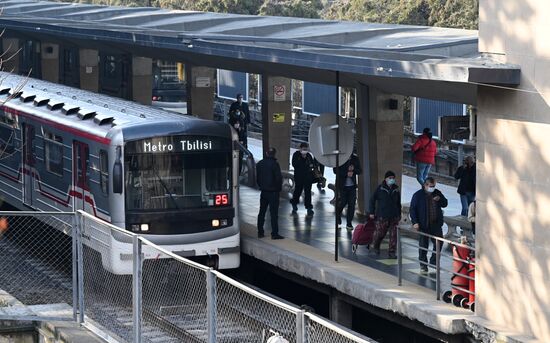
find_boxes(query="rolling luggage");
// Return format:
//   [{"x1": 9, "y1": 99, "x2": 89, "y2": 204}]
[{"x1": 352, "y1": 218, "x2": 375, "y2": 253}]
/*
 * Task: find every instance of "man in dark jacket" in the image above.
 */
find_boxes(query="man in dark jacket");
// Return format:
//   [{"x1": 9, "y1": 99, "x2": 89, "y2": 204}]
[
  {"x1": 369, "y1": 171, "x2": 401, "y2": 258},
  {"x1": 290, "y1": 142, "x2": 316, "y2": 217},
  {"x1": 334, "y1": 154, "x2": 362, "y2": 230},
  {"x1": 256, "y1": 147, "x2": 284, "y2": 240},
  {"x1": 454, "y1": 155, "x2": 476, "y2": 216},
  {"x1": 410, "y1": 177, "x2": 448, "y2": 272}
]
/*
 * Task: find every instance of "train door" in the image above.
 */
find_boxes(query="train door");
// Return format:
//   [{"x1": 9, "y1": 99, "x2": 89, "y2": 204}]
[
  {"x1": 72, "y1": 141, "x2": 89, "y2": 212},
  {"x1": 22, "y1": 124, "x2": 36, "y2": 208}
]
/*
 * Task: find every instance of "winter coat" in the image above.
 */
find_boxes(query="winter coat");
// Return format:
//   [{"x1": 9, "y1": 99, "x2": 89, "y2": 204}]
[
  {"x1": 333, "y1": 154, "x2": 362, "y2": 190},
  {"x1": 410, "y1": 188, "x2": 448, "y2": 232},
  {"x1": 369, "y1": 182, "x2": 402, "y2": 219},
  {"x1": 228, "y1": 101, "x2": 250, "y2": 126},
  {"x1": 411, "y1": 134, "x2": 437, "y2": 165},
  {"x1": 291, "y1": 151, "x2": 316, "y2": 184},
  {"x1": 228, "y1": 115, "x2": 247, "y2": 143},
  {"x1": 454, "y1": 164, "x2": 476, "y2": 195},
  {"x1": 256, "y1": 157, "x2": 282, "y2": 192}
]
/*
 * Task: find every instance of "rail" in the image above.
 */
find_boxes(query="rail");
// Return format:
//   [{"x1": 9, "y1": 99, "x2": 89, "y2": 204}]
[
  {"x1": 0, "y1": 210, "x2": 373, "y2": 342},
  {"x1": 397, "y1": 226, "x2": 476, "y2": 311}
]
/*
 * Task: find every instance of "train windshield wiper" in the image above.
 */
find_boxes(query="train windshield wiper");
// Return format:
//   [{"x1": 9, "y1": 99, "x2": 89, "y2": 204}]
[{"x1": 152, "y1": 166, "x2": 180, "y2": 210}]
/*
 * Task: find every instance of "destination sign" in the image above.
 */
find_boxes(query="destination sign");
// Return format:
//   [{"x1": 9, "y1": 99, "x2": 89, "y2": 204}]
[{"x1": 126, "y1": 136, "x2": 230, "y2": 154}]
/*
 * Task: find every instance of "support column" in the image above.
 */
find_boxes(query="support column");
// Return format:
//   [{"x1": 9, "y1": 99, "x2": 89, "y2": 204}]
[
  {"x1": 356, "y1": 86, "x2": 404, "y2": 215},
  {"x1": 185, "y1": 65, "x2": 216, "y2": 119},
  {"x1": 329, "y1": 293, "x2": 353, "y2": 328},
  {"x1": 2, "y1": 38, "x2": 20, "y2": 74},
  {"x1": 132, "y1": 56, "x2": 152, "y2": 105},
  {"x1": 261, "y1": 75, "x2": 292, "y2": 169},
  {"x1": 79, "y1": 49, "x2": 98, "y2": 92},
  {"x1": 41, "y1": 43, "x2": 59, "y2": 83}
]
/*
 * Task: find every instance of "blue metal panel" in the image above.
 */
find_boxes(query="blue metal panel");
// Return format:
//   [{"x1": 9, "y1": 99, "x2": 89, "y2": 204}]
[
  {"x1": 217, "y1": 69, "x2": 247, "y2": 101},
  {"x1": 415, "y1": 98, "x2": 464, "y2": 137},
  {"x1": 303, "y1": 82, "x2": 337, "y2": 116}
]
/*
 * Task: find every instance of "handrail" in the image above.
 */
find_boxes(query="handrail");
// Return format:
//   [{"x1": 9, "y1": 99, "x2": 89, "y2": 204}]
[{"x1": 397, "y1": 226, "x2": 476, "y2": 305}]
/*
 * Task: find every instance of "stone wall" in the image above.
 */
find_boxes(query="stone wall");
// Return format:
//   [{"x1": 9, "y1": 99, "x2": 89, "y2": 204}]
[{"x1": 477, "y1": 0, "x2": 550, "y2": 340}]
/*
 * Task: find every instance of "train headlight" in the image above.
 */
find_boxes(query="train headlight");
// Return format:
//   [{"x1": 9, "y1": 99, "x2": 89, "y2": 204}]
[
  {"x1": 130, "y1": 224, "x2": 140, "y2": 232},
  {"x1": 140, "y1": 224, "x2": 149, "y2": 232},
  {"x1": 220, "y1": 219, "x2": 228, "y2": 226},
  {"x1": 212, "y1": 219, "x2": 220, "y2": 227}
]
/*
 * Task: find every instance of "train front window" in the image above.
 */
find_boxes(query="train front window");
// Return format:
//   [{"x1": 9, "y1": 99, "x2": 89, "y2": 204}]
[{"x1": 125, "y1": 152, "x2": 231, "y2": 210}]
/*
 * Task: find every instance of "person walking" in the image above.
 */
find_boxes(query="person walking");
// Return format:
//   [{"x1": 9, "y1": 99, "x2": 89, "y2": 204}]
[
  {"x1": 454, "y1": 155, "x2": 476, "y2": 216},
  {"x1": 256, "y1": 147, "x2": 284, "y2": 240},
  {"x1": 290, "y1": 143, "x2": 315, "y2": 217},
  {"x1": 410, "y1": 177, "x2": 448, "y2": 273},
  {"x1": 411, "y1": 128, "x2": 437, "y2": 186},
  {"x1": 229, "y1": 112, "x2": 247, "y2": 175},
  {"x1": 334, "y1": 153, "x2": 362, "y2": 230},
  {"x1": 228, "y1": 93, "x2": 250, "y2": 144},
  {"x1": 369, "y1": 171, "x2": 402, "y2": 259}
]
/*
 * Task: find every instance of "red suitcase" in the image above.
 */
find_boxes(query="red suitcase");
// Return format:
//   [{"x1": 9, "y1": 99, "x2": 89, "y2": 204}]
[{"x1": 352, "y1": 219, "x2": 375, "y2": 254}]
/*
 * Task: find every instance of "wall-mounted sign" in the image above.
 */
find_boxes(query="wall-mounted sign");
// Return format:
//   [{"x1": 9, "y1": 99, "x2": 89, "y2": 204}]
[
  {"x1": 272, "y1": 113, "x2": 285, "y2": 123},
  {"x1": 274, "y1": 85, "x2": 286, "y2": 102},
  {"x1": 196, "y1": 77, "x2": 211, "y2": 88}
]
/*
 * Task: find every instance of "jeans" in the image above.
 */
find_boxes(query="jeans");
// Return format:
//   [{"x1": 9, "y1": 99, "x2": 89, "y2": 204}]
[
  {"x1": 257, "y1": 191, "x2": 280, "y2": 235},
  {"x1": 416, "y1": 162, "x2": 432, "y2": 186},
  {"x1": 336, "y1": 186, "x2": 357, "y2": 227},
  {"x1": 418, "y1": 225, "x2": 443, "y2": 267},
  {"x1": 460, "y1": 192, "x2": 475, "y2": 216}
]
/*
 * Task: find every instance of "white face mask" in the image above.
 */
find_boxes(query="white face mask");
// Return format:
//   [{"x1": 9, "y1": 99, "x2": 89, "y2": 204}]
[
  {"x1": 386, "y1": 178, "x2": 395, "y2": 186},
  {"x1": 426, "y1": 186, "x2": 435, "y2": 193},
  {"x1": 300, "y1": 150, "x2": 308, "y2": 156}
]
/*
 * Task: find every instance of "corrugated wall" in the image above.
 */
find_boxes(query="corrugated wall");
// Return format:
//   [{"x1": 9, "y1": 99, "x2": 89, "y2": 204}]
[{"x1": 414, "y1": 98, "x2": 465, "y2": 136}]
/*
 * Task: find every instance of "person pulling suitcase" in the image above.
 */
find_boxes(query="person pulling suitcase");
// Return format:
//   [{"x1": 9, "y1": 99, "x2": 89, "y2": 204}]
[{"x1": 368, "y1": 171, "x2": 402, "y2": 259}]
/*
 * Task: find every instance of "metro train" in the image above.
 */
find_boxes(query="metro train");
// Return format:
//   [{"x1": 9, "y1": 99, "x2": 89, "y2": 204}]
[{"x1": 0, "y1": 72, "x2": 240, "y2": 273}]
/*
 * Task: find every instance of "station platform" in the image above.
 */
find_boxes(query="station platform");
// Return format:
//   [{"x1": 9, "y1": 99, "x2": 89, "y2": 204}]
[{"x1": 238, "y1": 139, "x2": 537, "y2": 341}]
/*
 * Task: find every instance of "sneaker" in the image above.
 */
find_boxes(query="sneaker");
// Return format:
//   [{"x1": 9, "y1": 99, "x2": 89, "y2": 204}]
[
  {"x1": 420, "y1": 265, "x2": 428, "y2": 274},
  {"x1": 258, "y1": 231, "x2": 265, "y2": 238},
  {"x1": 271, "y1": 234, "x2": 284, "y2": 240},
  {"x1": 346, "y1": 224, "x2": 353, "y2": 232},
  {"x1": 306, "y1": 209, "x2": 314, "y2": 217},
  {"x1": 291, "y1": 201, "x2": 298, "y2": 213}
]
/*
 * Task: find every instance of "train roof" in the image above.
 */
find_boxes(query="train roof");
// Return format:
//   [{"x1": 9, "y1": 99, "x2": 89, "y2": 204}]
[{"x1": 0, "y1": 72, "x2": 231, "y2": 142}]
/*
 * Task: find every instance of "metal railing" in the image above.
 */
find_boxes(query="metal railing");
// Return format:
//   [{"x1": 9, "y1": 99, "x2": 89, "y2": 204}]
[
  {"x1": 0, "y1": 211, "x2": 76, "y2": 322},
  {"x1": 0, "y1": 210, "x2": 373, "y2": 342},
  {"x1": 397, "y1": 227, "x2": 476, "y2": 310}
]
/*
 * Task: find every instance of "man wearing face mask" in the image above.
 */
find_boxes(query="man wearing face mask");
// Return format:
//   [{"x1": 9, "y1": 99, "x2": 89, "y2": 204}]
[
  {"x1": 410, "y1": 177, "x2": 448, "y2": 273},
  {"x1": 334, "y1": 153, "x2": 362, "y2": 230},
  {"x1": 290, "y1": 142, "x2": 316, "y2": 217},
  {"x1": 368, "y1": 171, "x2": 402, "y2": 258}
]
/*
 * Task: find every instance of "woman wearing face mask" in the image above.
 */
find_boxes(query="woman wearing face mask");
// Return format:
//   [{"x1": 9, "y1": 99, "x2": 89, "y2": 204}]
[
  {"x1": 410, "y1": 177, "x2": 448, "y2": 273},
  {"x1": 290, "y1": 142, "x2": 315, "y2": 217},
  {"x1": 368, "y1": 171, "x2": 402, "y2": 258}
]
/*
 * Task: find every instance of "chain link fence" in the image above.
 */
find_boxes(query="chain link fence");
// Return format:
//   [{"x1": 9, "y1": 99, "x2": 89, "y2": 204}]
[
  {"x1": 0, "y1": 211, "x2": 75, "y2": 322},
  {"x1": 0, "y1": 210, "x2": 375, "y2": 342}
]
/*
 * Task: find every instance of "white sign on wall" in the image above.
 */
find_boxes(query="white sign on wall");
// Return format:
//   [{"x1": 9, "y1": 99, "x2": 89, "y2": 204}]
[
  {"x1": 273, "y1": 85, "x2": 286, "y2": 102},
  {"x1": 196, "y1": 77, "x2": 211, "y2": 88}
]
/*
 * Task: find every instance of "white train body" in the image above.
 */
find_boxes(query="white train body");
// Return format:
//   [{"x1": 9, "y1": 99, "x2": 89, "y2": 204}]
[{"x1": 0, "y1": 72, "x2": 240, "y2": 273}]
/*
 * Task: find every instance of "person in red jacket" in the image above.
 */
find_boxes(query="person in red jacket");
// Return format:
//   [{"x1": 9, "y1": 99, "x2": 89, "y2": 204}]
[{"x1": 411, "y1": 128, "x2": 437, "y2": 186}]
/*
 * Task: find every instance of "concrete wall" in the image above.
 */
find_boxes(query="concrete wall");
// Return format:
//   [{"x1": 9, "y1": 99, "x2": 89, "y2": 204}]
[{"x1": 477, "y1": 0, "x2": 550, "y2": 341}]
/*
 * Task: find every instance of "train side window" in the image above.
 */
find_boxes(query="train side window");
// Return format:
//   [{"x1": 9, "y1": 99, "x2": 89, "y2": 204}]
[
  {"x1": 99, "y1": 150, "x2": 109, "y2": 194},
  {"x1": 44, "y1": 131, "x2": 63, "y2": 176}
]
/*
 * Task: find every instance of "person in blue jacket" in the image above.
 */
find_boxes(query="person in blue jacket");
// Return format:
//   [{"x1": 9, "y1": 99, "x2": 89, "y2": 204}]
[{"x1": 410, "y1": 177, "x2": 448, "y2": 273}]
